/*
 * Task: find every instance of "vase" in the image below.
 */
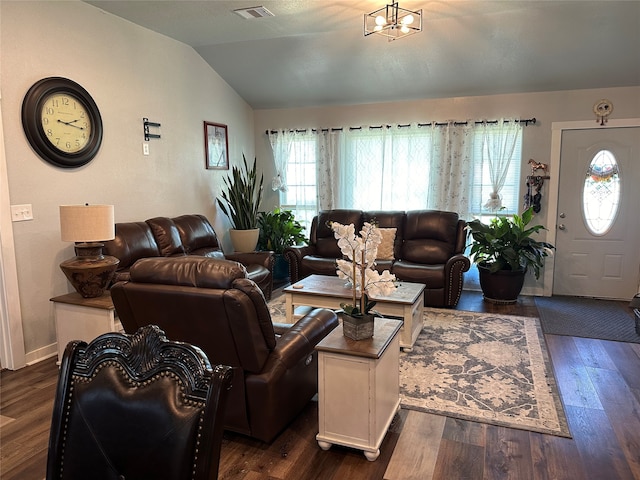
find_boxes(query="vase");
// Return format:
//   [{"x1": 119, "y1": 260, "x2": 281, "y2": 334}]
[
  {"x1": 341, "y1": 312, "x2": 375, "y2": 340},
  {"x1": 229, "y1": 228, "x2": 259, "y2": 252}
]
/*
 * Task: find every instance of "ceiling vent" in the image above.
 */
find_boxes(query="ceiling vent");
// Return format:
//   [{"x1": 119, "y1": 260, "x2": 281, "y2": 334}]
[{"x1": 233, "y1": 6, "x2": 275, "y2": 19}]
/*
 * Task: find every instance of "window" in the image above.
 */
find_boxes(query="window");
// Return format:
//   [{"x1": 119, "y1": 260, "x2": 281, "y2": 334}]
[
  {"x1": 583, "y1": 149, "x2": 620, "y2": 235},
  {"x1": 272, "y1": 121, "x2": 523, "y2": 226},
  {"x1": 279, "y1": 137, "x2": 317, "y2": 235}
]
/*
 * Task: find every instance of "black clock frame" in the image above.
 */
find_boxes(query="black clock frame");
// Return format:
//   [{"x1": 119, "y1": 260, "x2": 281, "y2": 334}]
[{"x1": 21, "y1": 77, "x2": 103, "y2": 168}]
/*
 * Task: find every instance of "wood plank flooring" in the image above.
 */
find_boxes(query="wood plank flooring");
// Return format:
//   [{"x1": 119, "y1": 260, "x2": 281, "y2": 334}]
[{"x1": 2, "y1": 291, "x2": 639, "y2": 480}]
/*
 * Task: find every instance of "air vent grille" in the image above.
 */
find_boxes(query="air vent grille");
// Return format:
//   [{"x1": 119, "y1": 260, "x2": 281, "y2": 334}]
[{"x1": 233, "y1": 6, "x2": 275, "y2": 19}]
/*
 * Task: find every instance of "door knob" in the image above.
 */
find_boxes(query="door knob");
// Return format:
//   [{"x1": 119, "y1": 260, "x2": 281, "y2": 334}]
[
  {"x1": 558, "y1": 224, "x2": 566, "y2": 230},
  {"x1": 559, "y1": 212, "x2": 566, "y2": 218}
]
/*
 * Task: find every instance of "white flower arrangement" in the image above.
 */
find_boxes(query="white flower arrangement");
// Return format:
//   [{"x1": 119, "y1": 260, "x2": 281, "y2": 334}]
[{"x1": 330, "y1": 221, "x2": 397, "y2": 316}]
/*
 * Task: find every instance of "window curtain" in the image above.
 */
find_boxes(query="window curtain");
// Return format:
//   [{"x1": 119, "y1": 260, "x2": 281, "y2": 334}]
[
  {"x1": 267, "y1": 129, "x2": 293, "y2": 192},
  {"x1": 317, "y1": 130, "x2": 341, "y2": 210},
  {"x1": 427, "y1": 123, "x2": 474, "y2": 219},
  {"x1": 480, "y1": 119, "x2": 522, "y2": 211}
]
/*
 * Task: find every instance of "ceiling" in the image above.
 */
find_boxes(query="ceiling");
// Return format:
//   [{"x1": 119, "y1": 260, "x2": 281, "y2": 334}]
[{"x1": 85, "y1": 1, "x2": 640, "y2": 110}]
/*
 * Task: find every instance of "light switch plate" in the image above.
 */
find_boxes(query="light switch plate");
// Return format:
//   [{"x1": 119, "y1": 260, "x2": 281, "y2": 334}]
[{"x1": 11, "y1": 204, "x2": 33, "y2": 221}]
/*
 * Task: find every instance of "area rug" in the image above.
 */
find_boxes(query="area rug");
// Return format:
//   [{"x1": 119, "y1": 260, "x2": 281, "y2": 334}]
[
  {"x1": 267, "y1": 295, "x2": 571, "y2": 437},
  {"x1": 401, "y1": 309, "x2": 570, "y2": 437},
  {"x1": 535, "y1": 295, "x2": 640, "y2": 343}
]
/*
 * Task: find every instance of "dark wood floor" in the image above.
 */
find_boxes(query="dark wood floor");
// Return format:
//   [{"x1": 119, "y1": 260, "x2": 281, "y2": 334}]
[{"x1": 2, "y1": 291, "x2": 639, "y2": 480}]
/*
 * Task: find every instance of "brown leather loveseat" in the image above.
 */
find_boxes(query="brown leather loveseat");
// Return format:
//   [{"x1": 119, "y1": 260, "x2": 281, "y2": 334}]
[
  {"x1": 284, "y1": 209, "x2": 470, "y2": 307},
  {"x1": 103, "y1": 213, "x2": 274, "y2": 299},
  {"x1": 111, "y1": 256, "x2": 339, "y2": 443}
]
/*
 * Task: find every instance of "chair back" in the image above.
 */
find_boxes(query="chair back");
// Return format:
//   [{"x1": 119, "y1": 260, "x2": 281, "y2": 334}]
[
  {"x1": 46, "y1": 325, "x2": 232, "y2": 480},
  {"x1": 111, "y1": 256, "x2": 277, "y2": 435}
]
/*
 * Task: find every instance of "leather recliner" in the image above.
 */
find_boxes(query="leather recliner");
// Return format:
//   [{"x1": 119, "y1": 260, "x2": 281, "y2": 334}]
[{"x1": 111, "y1": 256, "x2": 339, "y2": 443}]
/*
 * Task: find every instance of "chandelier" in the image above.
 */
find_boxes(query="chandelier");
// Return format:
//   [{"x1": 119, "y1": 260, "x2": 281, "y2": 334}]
[{"x1": 364, "y1": 2, "x2": 422, "y2": 41}]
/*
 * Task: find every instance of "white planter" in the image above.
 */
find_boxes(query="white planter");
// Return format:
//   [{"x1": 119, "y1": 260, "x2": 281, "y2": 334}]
[{"x1": 229, "y1": 228, "x2": 259, "y2": 252}]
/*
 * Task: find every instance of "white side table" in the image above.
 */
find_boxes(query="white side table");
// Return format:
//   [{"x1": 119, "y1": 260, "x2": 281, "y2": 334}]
[
  {"x1": 51, "y1": 292, "x2": 121, "y2": 364},
  {"x1": 315, "y1": 318, "x2": 402, "y2": 461}
]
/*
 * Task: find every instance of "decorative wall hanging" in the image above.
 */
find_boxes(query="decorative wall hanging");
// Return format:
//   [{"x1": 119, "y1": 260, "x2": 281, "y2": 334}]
[
  {"x1": 593, "y1": 99, "x2": 613, "y2": 126},
  {"x1": 204, "y1": 122, "x2": 229, "y2": 170},
  {"x1": 524, "y1": 159, "x2": 550, "y2": 213}
]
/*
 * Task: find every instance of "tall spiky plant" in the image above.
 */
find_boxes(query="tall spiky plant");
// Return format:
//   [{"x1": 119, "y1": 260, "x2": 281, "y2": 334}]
[{"x1": 217, "y1": 155, "x2": 264, "y2": 230}]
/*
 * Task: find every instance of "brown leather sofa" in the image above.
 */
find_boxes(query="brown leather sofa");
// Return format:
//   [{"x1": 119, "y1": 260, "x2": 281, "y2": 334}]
[
  {"x1": 111, "y1": 256, "x2": 339, "y2": 443},
  {"x1": 103, "y1": 213, "x2": 274, "y2": 299},
  {"x1": 284, "y1": 209, "x2": 470, "y2": 307}
]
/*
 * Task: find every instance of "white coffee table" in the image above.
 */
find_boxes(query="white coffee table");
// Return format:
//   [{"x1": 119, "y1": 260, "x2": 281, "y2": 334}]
[{"x1": 283, "y1": 274, "x2": 425, "y2": 351}]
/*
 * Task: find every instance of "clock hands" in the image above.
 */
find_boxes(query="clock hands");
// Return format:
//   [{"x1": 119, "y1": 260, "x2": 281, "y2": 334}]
[{"x1": 57, "y1": 119, "x2": 85, "y2": 130}]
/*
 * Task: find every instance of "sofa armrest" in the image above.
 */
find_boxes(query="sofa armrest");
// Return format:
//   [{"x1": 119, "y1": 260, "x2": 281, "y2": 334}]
[
  {"x1": 444, "y1": 253, "x2": 471, "y2": 306},
  {"x1": 283, "y1": 245, "x2": 317, "y2": 283},
  {"x1": 226, "y1": 251, "x2": 274, "y2": 270},
  {"x1": 271, "y1": 308, "x2": 338, "y2": 369}
]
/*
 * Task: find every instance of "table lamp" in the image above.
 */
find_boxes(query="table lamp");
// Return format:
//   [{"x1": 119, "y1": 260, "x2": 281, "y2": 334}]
[{"x1": 59, "y1": 204, "x2": 120, "y2": 298}]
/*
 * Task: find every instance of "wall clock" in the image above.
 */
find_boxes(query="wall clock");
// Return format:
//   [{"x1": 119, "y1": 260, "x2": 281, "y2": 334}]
[{"x1": 21, "y1": 77, "x2": 103, "y2": 168}]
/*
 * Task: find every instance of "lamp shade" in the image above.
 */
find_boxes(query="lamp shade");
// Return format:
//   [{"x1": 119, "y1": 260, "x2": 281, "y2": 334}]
[{"x1": 60, "y1": 204, "x2": 115, "y2": 243}]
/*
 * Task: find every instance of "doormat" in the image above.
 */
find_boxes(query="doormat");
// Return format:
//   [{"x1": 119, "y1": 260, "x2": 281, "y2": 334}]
[
  {"x1": 535, "y1": 295, "x2": 640, "y2": 343},
  {"x1": 401, "y1": 309, "x2": 570, "y2": 437}
]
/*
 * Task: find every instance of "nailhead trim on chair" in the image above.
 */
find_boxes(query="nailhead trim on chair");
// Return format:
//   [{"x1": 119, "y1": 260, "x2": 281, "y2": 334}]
[{"x1": 57, "y1": 361, "x2": 206, "y2": 480}]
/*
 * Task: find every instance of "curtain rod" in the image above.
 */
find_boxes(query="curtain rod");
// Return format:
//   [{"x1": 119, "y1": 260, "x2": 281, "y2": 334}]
[{"x1": 266, "y1": 117, "x2": 536, "y2": 135}]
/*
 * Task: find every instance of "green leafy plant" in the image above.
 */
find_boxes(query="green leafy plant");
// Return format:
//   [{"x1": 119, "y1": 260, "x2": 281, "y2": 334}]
[
  {"x1": 217, "y1": 155, "x2": 263, "y2": 230},
  {"x1": 257, "y1": 208, "x2": 306, "y2": 254},
  {"x1": 466, "y1": 207, "x2": 555, "y2": 279}
]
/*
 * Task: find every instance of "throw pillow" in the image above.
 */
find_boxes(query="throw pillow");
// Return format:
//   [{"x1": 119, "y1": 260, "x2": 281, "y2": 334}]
[{"x1": 376, "y1": 228, "x2": 397, "y2": 260}]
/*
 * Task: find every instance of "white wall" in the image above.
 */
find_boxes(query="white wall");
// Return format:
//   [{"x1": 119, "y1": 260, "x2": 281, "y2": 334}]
[
  {"x1": 254, "y1": 85, "x2": 640, "y2": 293},
  {"x1": 1, "y1": 1, "x2": 255, "y2": 361}
]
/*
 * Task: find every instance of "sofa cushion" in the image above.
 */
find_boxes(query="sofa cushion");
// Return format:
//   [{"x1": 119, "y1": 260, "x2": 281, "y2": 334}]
[
  {"x1": 314, "y1": 210, "x2": 363, "y2": 258},
  {"x1": 103, "y1": 222, "x2": 161, "y2": 269},
  {"x1": 173, "y1": 214, "x2": 221, "y2": 254},
  {"x1": 402, "y1": 210, "x2": 459, "y2": 264},
  {"x1": 146, "y1": 217, "x2": 185, "y2": 256}
]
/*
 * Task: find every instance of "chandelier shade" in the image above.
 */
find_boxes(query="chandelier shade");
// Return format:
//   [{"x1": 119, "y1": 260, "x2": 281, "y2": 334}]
[{"x1": 364, "y1": 2, "x2": 422, "y2": 41}]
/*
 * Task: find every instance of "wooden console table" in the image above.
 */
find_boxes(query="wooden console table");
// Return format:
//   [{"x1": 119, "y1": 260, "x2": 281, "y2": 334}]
[
  {"x1": 50, "y1": 292, "x2": 121, "y2": 364},
  {"x1": 315, "y1": 318, "x2": 402, "y2": 461}
]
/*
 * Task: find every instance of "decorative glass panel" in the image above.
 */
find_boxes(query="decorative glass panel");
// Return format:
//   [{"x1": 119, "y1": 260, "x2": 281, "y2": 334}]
[{"x1": 582, "y1": 149, "x2": 620, "y2": 235}]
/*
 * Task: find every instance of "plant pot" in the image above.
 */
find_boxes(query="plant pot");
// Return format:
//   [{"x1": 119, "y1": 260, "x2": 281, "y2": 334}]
[
  {"x1": 341, "y1": 312, "x2": 375, "y2": 340},
  {"x1": 273, "y1": 254, "x2": 289, "y2": 282},
  {"x1": 229, "y1": 228, "x2": 259, "y2": 253},
  {"x1": 478, "y1": 264, "x2": 526, "y2": 304}
]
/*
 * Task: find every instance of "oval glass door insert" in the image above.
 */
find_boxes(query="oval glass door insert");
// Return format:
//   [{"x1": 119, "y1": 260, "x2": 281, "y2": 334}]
[{"x1": 582, "y1": 149, "x2": 620, "y2": 235}]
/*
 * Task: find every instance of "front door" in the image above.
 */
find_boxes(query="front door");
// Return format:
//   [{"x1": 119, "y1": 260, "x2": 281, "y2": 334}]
[{"x1": 553, "y1": 127, "x2": 640, "y2": 299}]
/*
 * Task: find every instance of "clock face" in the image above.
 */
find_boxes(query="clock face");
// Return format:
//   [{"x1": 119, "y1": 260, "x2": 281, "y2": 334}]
[
  {"x1": 40, "y1": 92, "x2": 92, "y2": 154},
  {"x1": 22, "y1": 77, "x2": 103, "y2": 168}
]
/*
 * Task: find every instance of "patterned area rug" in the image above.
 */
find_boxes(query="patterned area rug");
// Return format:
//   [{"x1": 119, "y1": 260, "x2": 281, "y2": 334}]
[
  {"x1": 267, "y1": 295, "x2": 570, "y2": 437},
  {"x1": 535, "y1": 295, "x2": 640, "y2": 343},
  {"x1": 401, "y1": 308, "x2": 570, "y2": 437}
]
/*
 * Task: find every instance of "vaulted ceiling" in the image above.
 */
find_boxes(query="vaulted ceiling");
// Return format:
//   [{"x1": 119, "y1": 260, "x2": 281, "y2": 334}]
[{"x1": 85, "y1": 1, "x2": 640, "y2": 110}]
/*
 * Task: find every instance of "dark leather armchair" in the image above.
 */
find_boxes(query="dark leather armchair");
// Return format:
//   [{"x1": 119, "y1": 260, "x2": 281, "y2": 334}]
[
  {"x1": 111, "y1": 256, "x2": 339, "y2": 443},
  {"x1": 47, "y1": 324, "x2": 233, "y2": 480}
]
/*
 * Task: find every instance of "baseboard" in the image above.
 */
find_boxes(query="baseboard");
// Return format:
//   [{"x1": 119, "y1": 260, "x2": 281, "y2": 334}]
[{"x1": 25, "y1": 343, "x2": 57, "y2": 366}]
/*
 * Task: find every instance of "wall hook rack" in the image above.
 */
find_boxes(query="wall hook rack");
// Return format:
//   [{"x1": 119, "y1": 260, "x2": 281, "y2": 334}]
[{"x1": 143, "y1": 118, "x2": 161, "y2": 141}]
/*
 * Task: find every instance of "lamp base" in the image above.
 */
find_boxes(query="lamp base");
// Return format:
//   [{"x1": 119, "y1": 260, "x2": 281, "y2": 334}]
[{"x1": 60, "y1": 242, "x2": 120, "y2": 298}]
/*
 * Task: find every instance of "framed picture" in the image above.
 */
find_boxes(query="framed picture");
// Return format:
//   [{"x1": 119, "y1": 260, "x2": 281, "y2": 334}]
[{"x1": 204, "y1": 121, "x2": 229, "y2": 170}]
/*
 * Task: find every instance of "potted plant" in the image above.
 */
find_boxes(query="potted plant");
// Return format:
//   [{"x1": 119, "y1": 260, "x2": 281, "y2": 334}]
[
  {"x1": 466, "y1": 207, "x2": 555, "y2": 304},
  {"x1": 217, "y1": 155, "x2": 264, "y2": 252},
  {"x1": 257, "y1": 208, "x2": 306, "y2": 281},
  {"x1": 330, "y1": 222, "x2": 397, "y2": 340}
]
